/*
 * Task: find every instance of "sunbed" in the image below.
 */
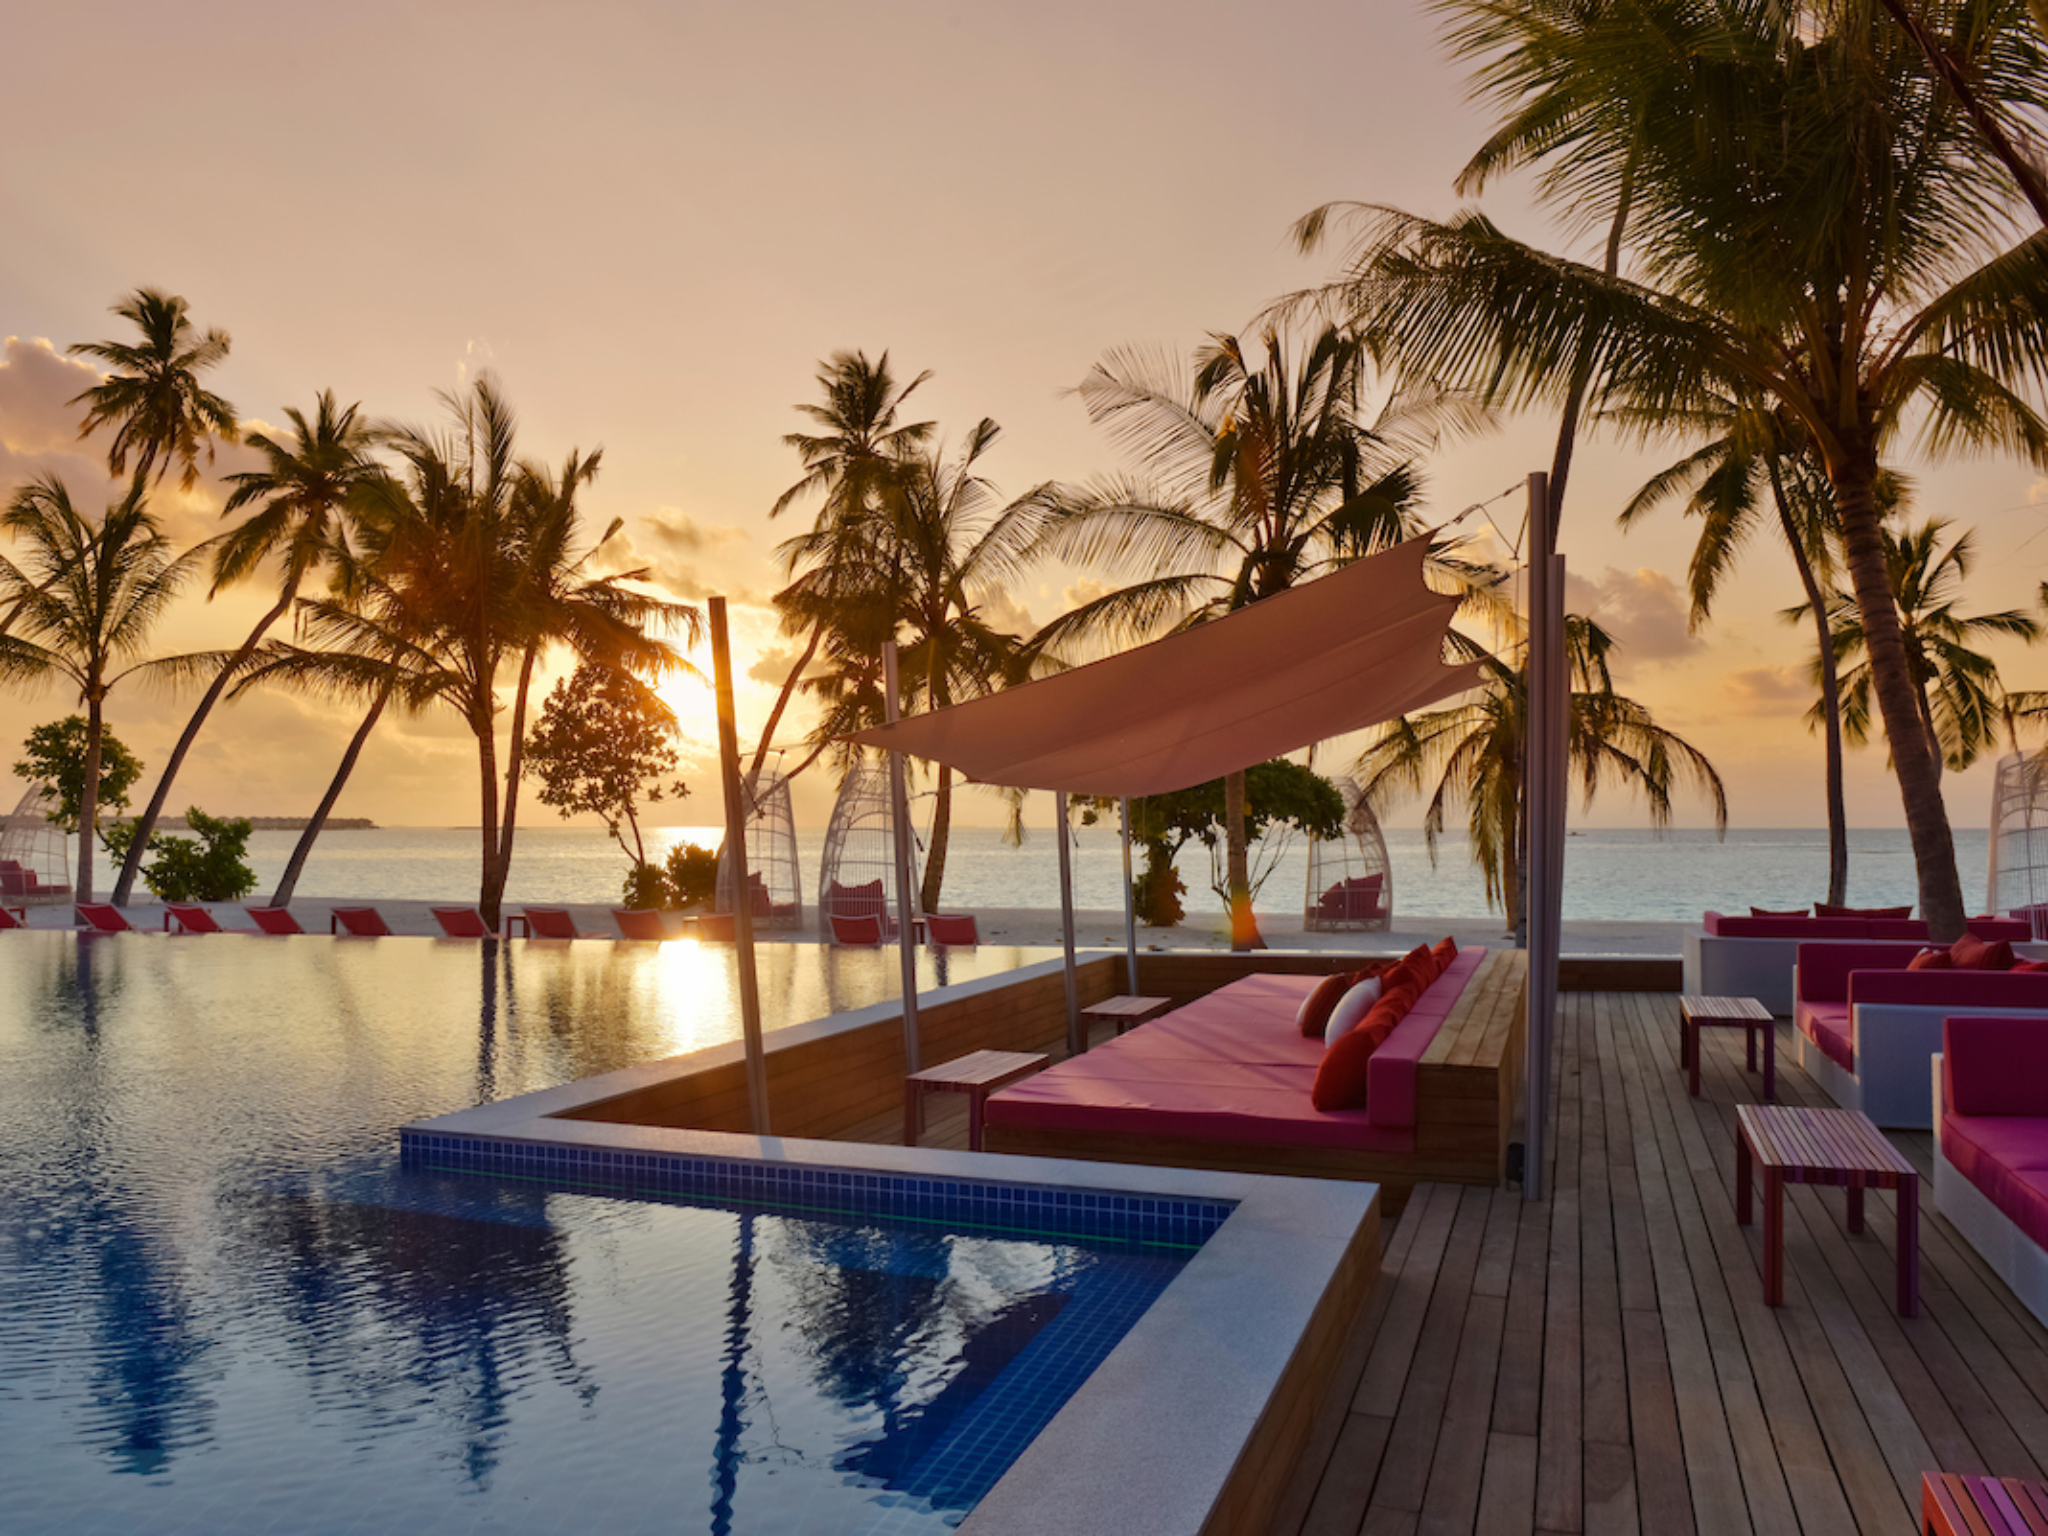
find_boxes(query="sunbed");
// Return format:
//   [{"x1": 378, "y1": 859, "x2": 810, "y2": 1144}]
[
  {"x1": 245, "y1": 906, "x2": 306, "y2": 935},
  {"x1": 612, "y1": 908, "x2": 668, "y2": 940},
  {"x1": 76, "y1": 904, "x2": 138, "y2": 934},
  {"x1": 331, "y1": 906, "x2": 393, "y2": 937},
  {"x1": 164, "y1": 903, "x2": 252, "y2": 934},
  {"x1": 431, "y1": 906, "x2": 494, "y2": 938},
  {"x1": 924, "y1": 913, "x2": 979, "y2": 945},
  {"x1": 517, "y1": 906, "x2": 604, "y2": 940}
]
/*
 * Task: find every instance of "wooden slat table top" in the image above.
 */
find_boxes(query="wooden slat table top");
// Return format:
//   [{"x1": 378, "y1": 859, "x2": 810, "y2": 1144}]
[
  {"x1": 1079, "y1": 995, "x2": 1173, "y2": 1021},
  {"x1": 1679, "y1": 993, "x2": 1774, "y2": 1024},
  {"x1": 1736, "y1": 1103, "x2": 1916, "y2": 1179},
  {"x1": 906, "y1": 1049, "x2": 1049, "y2": 1091}
]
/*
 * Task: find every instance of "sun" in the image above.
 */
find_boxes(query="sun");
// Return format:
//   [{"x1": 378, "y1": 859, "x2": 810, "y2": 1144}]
[{"x1": 656, "y1": 644, "x2": 720, "y2": 743}]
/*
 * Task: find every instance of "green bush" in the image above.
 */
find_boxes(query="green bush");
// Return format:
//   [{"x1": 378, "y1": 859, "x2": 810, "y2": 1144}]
[
  {"x1": 104, "y1": 807, "x2": 258, "y2": 902},
  {"x1": 619, "y1": 841, "x2": 720, "y2": 911},
  {"x1": 621, "y1": 860, "x2": 668, "y2": 910}
]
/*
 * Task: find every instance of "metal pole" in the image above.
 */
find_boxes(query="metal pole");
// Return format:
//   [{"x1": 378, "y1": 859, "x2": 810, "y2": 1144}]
[
  {"x1": 1119, "y1": 796, "x2": 1140, "y2": 995},
  {"x1": 1523, "y1": 472, "x2": 1561, "y2": 1202},
  {"x1": 710, "y1": 597, "x2": 769, "y2": 1134},
  {"x1": 882, "y1": 643, "x2": 921, "y2": 1082},
  {"x1": 1057, "y1": 791, "x2": 1081, "y2": 1055}
]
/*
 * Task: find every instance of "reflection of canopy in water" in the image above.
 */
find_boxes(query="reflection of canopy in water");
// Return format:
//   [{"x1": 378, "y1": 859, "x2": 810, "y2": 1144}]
[
  {"x1": 817, "y1": 761, "x2": 921, "y2": 924},
  {"x1": 715, "y1": 770, "x2": 802, "y2": 929},
  {"x1": 0, "y1": 784, "x2": 74, "y2": 904},
  {"x1": 1987, "y1": 751, "x2": 2048, "y2": 923},
  {"x1": 1305, "y1": 777, "x2": 1393, "y2": 932}
]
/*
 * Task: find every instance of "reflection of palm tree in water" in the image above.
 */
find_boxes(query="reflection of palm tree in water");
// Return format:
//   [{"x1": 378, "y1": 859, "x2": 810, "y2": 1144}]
[{"x1": 709, "y1": 1210, "x2": 756, "y2": 1536}]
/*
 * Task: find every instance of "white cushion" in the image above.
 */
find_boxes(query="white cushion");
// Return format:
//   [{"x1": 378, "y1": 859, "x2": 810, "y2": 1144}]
[{"x1": 1324, "y1": 976, "x2": 1384, "y2": 1047}]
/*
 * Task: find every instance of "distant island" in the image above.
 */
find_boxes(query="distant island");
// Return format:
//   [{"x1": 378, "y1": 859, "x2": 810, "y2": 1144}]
[{"x1": 157, "y1": 816, "x2": 379, "y2": 832}]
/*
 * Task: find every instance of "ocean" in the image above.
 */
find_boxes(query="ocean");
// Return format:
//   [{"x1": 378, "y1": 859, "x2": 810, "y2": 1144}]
[{"x1": 73, "y1": 822, "x2": 2001, "y2": 924}]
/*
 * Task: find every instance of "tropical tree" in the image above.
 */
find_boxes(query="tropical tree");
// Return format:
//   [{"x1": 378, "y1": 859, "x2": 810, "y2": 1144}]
[
  {"x1": 751, "y1": 351, "x2": 935, "y2": 786},
  {"x1": 0, "y1": 475, "x2": 202, "y2": 900},
  {"x1": 523, "y1": 661, "x2": 686, "y2": 873},
  {"x1": 1357, "y1": 617, "x2": 1727, "y2": 926},
  {"x1": 67, "y1": 288, "x2": 238, "y2": 491},
  {"x1": 1300, "y1": 0, "x2": 2048, "y2": 937},
  {"x1": 1796, "y1": 518, "x2": 2042, "y2": 776},
  {"x1": 14, "y1": 717, "x2": 144, "y2": 837},
  {"x1": 1616, "y1": 393, "x2": 1856, "y2": 902},
  {"x1": 1022, "y1": 321, "x2": 1486, "y2": 948},
  {"x1": 108, "y1": 391, "x2": 377, "y2": 906}
]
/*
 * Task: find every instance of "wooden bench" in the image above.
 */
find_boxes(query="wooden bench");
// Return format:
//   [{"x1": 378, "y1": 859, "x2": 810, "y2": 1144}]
[
  {"x1": 1921, "y1": 1470, "x2": 2048, "y2": 1535},
  {"x1": 906, "y1": 1050, "x2": 1048, "y2": 1152}
]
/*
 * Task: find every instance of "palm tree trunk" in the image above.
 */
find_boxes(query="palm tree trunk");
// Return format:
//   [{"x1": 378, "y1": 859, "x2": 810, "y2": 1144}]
[
  {"x1": 488, "y1": 642, "x2": 540, "y2": 924},
  {"x1": 1778, "y1": 502, "x2": 1850, "y2": 906},
  {"x1": 1224, "y1": 767, "x2": 1264, "y2": 950},
  {"x1": 1833, "y1": 455, "x2": 1967, "y2": 936},
  {"x1": 111, "y1": 588, "x2": 296, "y2": 906},
  {"x1": 921, "y1": 763, "x2": 951, "y2": 913},
  {"x1": 79, "y1": 693, "x2": 104, "y2": 905},
  {"x1": 746, "y1": 619, "x2": 824, "y2": 787},
  {"x1": 476, "y1": 706, "x2": 503, "y2": 929},
  {"x1": 269, "y1": 685, "x2": 390, "y2": 907}
]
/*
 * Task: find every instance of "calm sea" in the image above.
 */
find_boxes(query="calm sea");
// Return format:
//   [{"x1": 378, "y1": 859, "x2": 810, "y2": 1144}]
[{"x1": 77, "y1": 823, "x2": 2000, "y2": 925}]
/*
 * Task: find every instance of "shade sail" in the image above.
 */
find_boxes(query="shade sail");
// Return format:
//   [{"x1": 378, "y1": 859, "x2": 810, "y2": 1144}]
[{"x1": 852, "y1": 536, "x2": 1489, "y2": 797}]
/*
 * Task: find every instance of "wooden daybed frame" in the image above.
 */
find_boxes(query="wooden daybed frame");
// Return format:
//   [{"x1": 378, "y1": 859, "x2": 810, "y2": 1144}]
[{"x1": 984, "y1": 950, "x2": 1528, "y2": 1214}]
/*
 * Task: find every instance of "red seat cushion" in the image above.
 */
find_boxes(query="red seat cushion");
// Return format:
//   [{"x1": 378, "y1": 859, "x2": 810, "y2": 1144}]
[
  {"x1": 1431, "y1": 936, "x2": 1459, "y2": 973},
  {"x1": 1906, "y1": 948, "x2": 1954, "y2": 970},
  {"x1": 1296, "y1": 972, "x2": 1354, "y2": 1039},
  {"x1": 1950, "y1": 934, "x2": 2016, "y2": 970},
  {"x1": 1311, "y1": 1023, "x2": 1381, "y2": 1110}
]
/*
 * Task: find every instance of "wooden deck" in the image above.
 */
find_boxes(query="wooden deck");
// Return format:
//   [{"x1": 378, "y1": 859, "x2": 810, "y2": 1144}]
[{"x1": 1269, "y1": 990, "x2": 2048, "y2": 1536}]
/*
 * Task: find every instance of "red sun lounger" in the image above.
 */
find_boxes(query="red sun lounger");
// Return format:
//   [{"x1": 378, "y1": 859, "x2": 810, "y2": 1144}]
[
  {"x1": 519, "y1": 907, "x2": 601, "y2": 940},
  {"x1": 612, "y1": 908, "x2": 668, "y2": 941},
  {"x1": 431, "y1": 906, "x2": 494, "y2": 939},
  {"x1": 830, "y1": 912, "x2": 887, "y2": 945},
  {"x1": 331, "y1": 906, "x2": 393, "y2": 937},
  {"x1": 0, "y1": 905, "x2": 28, "y2": 930},
  {"x1": 924, "y1": 913, "x2": 980, "y2": 945},
  {"x1": 245, "y1": 906, "x2": 305, "y2": 935},
  {"x1": 164, "y1": 903, "x2": 247, "y2": 934},
  {"x1": 76, "y1": 904, "x2": 137, "y2": 934}
]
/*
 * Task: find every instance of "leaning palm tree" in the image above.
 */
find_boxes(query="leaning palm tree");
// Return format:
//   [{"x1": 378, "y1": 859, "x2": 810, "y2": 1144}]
[
  {"x1": 0, "y1": 475, "x2": 203, "y2": 900},
  {"x1": 1358, "y1": 617, "x2": 1728, "y2": 927},
  {"x1": 1022, "y1": 321, "x2": 1488, "y2": 949},
  {"x1": 107, "y1": 391, "x2": 378, "y2": 906},
  {"x1": 67, "y1": 288, "x2": 239, "y2": 492},
  {"x1": 1797, "y1": 519, "x2": 2042, "y2": 777},
  {"x1": 1300, "y1": 0, "x2": 2048, "y2": 937},
  {"x1": 1616, "y1": 392, "x2": 1856, "y2": 902}
]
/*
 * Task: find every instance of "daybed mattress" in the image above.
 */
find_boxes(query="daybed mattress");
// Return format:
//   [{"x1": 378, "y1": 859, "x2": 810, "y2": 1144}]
[{"x1": 985, "y1": 948, "x2": 1486, "y2": 1153}]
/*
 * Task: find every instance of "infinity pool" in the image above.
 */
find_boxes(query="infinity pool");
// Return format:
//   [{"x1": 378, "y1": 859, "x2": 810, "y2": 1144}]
[{"x1": 0, "y1": 931, "x2": 1201, "y2": 1535}]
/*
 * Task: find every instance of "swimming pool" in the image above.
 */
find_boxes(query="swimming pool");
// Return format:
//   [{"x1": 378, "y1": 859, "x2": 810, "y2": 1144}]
[{"x1": 0, "y1": 931, "x2": 1232, "y2": 1533}]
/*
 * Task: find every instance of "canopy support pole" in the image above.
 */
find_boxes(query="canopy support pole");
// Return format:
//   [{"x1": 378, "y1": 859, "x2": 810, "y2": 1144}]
[
  {"x1": 1523, "y1": 473, "x2": 1564, "y2": 1202},
  {"x1": 711, "y1": 596, "x2": 769, "y2": 1134},
  {"x1": 883, "y1": 643, "x2": 922, "y2": 1089},
  {"x1": 1057, "y1": 791, "x2": 1080, "y2": 1054},
  {"x1": 1119, "y1": 797, "x2": 1140, "y2": 995}
]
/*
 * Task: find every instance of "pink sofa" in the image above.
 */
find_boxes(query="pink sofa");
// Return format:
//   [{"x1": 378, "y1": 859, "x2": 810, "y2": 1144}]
[
  {"x1": 992, "y1": 948, "x2": 1485, "y2": 1151},
  {"x1": 1934, "y1": 1015, "x2": 2048, "y2": 1327},
  {"x1": 1794, "y1": 941, "x2": 2048, "y2": 1127},
  {"x1": 1686, "y1": 913, "x2": 2028, "y2": 1013}
]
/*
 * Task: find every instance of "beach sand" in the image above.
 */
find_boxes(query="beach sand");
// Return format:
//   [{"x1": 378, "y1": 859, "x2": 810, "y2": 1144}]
[{"x1": 32, "y1": 897, "x2": 1692, "y2": 955}]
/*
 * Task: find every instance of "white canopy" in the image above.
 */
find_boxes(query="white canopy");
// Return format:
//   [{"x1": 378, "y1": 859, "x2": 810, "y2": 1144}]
[{"x1": 853, "y1": 536, "x2": 1487, "y2": 795}]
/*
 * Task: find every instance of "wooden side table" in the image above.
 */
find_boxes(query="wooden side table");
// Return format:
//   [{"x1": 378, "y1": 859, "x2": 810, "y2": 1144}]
[
  {"x1": 1921, "y1": 1470, "x2": 2048, "y2": 1535},
  {"x1": 1736, "y1": 1103, "x2": 1919, "y2": 1315},
  {"x1": 1081, "y1": 995, "x2": 1174, "y2": 1038},
  {"x1": 905, "y1": 1050, "x2": 1049, "y2": 1152},
  {"x1": 1679, "y1": 993, "x2": 1776, "y2": 1099}
]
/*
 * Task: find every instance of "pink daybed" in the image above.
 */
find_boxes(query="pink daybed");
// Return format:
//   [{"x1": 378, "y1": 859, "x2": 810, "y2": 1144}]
[
  {"x1": 1934, "y1": 1015, "x2": 2048, "y2": 1328},
  {"x1": 983, "y1": 947, "x2": 1527, "y2": 1213},
  {"x1": 1794, "y1": 941, "x2": 2048, "y2": 1127},
  {"x1": 1685, "y1": 912, "x2": 2028, "y2": 1014}
]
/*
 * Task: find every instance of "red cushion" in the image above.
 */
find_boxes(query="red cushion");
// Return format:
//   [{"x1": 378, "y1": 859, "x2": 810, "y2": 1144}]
[
  {"x1": 1815, "y1": 902, "x2": 1912, "y2": 919},
  {"x1": 1296, "y1": 973, "x2": 1353, "y2": 1039},
  {"x1": 1322, "y1": 977, "x2": 1387, "y2": 1043},
  {"x1": 1398, "y1": 942, "x2": 1435, "y2": 980},
  {"x1": 1951, "y1": 934, "x2": 2016, "y2": 970},
  {"x1": 1311, "y1": 1023, "x2": 1381, "y2": 1110},
  {"x1": 1381, "y1": 959, "x2": 1428, "y2": 998},
  {"x1": 1906, "y1": 948, "x2": 1954, "y2": 970},
  {"x1": 2015, "y1": 959, "x2": 2048, "y2": 973},
  {"x1": 1378, "y1": 979, "x2": 1423, "y2": 1020},
  {"x1": 1431, "y1": 936, "x2": 1459, "y2": 973},
  {"x1": 1750, "y1": 906, "x2": 1805, "y2": 917}
]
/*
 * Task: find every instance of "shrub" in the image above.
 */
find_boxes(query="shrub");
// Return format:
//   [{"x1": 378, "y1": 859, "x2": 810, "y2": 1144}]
[{"x1": 104, "y1": 807, "x2": 258, "y2": 902}]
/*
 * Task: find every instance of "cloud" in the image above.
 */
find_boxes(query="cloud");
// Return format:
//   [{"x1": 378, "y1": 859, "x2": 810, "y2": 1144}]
[
  {"x1": 1723, "y1": 666, "x2": 1813, "y2": 714},
  {"x1": 0, "y1": 336, "x2": 102, "y2": 455},
  {"x1": 597, "y1": 506, "x2": 761, "y2": 603},
  {"x1": 973, "y1": 581, "x2": 1038, "y2": 639},
  {"x1": 747, "y1": 643, "x2": 830, "y2": 689},
  {"x1": 1061, "y1": 576, "x2": 1111, "y2": 611},
  {"x1": 1564, "y1": 565, "x2": 1694, "y2": 662}
]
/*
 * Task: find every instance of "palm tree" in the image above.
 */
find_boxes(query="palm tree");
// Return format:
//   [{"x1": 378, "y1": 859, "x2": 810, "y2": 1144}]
[
  {"x1": 1357, "y1": 617, "x2": 1727, "y2": 927},
  {"x1": 1616, "y1": 394, "x2": 1855, "y2": 902},
  {"x1": 1797, "y1": 519, "x2": 2042, "y2": 776},
  {"x1": 107, "y1": 391, "x2": 378, "y2": 906},
  {"x1": 1300, "y1": 0, "x2": 2048, "y2": 937},
  {"x1": 0, "y1": 475, "x2": 202, "y2": 900},
  {"x1": 751, "y1": 351, "x2": 936, "y2": 786},
  {"x1": 1022, "y1": 321, "x2": 1483, "y2": 949},
  {"x1": 67, "y1": 289, "x2": 239, "y2": 491}
]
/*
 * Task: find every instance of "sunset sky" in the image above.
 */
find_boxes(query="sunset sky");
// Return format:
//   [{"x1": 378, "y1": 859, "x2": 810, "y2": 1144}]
[{"x1": 4, "y1": 0, "x2": 2045, "y2": 847}]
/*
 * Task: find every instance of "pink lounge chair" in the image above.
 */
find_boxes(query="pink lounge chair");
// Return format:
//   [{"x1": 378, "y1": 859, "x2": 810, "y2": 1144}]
[
  {"x1": 164, "y1": 903, "x2": 246, "y2": 934},
  {"x1": 612, "y1": 908, "x2": 668, "y2": 941},
  {"x1": 924, "y1": 913, "x2": 980, "y2": 946},
  {"x1": 76, "y1": 904, "x2": 137, "y2": 933},
  {"x1": 830, "y1": 912, "x2": 886, "y2": 946},
  {"x1": 518, "y1": 906, "x2": 600, "y2": 940},
  {"x1": 431, "y1": 906, "x2": 493, "y2": 939},
  {"x1": 245, "y1": 906, "x2": 305, "y2": 935},
  {"x1": 330, "y1": 906, "x2": 392, "y2": 937}
]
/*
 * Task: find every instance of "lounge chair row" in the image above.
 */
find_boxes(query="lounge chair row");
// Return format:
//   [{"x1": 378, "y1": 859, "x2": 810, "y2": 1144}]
[{"x1": 66, "y1": 903, "x2": 666, "y2": 940}]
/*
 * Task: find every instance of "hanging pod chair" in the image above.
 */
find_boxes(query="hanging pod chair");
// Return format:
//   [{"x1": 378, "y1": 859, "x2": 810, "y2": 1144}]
[
  {"x1": 714, "y1": 768, "x2": 803, "y2": 930},
  {"x1": 1304, "y1": 776, "x2": 1392, "y2": 932}
]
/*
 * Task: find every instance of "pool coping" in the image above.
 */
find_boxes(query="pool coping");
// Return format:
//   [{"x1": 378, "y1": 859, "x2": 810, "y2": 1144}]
[{"x1": 406, "y1": 1084, "x2": 1380, "y2": 1536}]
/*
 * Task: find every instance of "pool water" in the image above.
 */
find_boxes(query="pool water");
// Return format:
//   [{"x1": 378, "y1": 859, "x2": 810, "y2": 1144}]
[{"x1": 0, "y1": 933, "x2": 1200, "y2": 1534}]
